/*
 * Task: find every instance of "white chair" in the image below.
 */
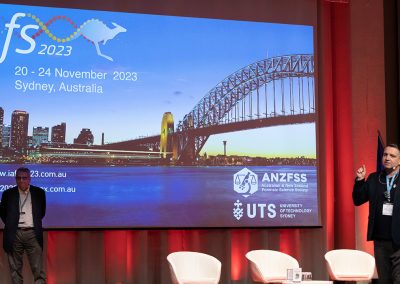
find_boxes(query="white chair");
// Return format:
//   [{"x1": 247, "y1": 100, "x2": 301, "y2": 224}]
[
  {"x1": 324, "y1": 249, "x2": 375, "y2": 281},
  {"x1": 245, "y1": 249, "x2": 299, "y2": 283},
  {"x1": 167, "y1": 251, "x2": 221, "y2": 284}
]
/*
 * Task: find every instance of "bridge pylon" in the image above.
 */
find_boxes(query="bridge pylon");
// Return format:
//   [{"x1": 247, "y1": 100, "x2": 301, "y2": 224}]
[{"x1": 160, "y1": 112, "x2": 174, "y2": 160}]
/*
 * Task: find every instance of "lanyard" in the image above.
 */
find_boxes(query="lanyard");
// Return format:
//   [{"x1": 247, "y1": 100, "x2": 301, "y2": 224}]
[
  {"x1": 19, "y1": 191, "x2": 30, "y2": 213},
  {"x1": 386, "y1": 172, "x2": 398, "y2": 194}
]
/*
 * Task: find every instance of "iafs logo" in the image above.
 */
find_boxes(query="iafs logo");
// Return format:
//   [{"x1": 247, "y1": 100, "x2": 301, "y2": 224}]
[
  {"x1": 233, "y1": 168, "x2": 258, "y2": 197},
  {"x1": 0, "y1": 12, "x2": 126, "y2": 63}
]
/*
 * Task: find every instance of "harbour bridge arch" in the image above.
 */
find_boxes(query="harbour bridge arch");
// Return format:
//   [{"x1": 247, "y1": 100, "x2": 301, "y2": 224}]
[{"x1": 175, "y1": 54, "x2": 315, "y2": 162}]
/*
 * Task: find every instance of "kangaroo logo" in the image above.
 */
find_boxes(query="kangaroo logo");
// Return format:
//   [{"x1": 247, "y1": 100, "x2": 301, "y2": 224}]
[{"x1": 71, "y1": 19, "x2": 127, "y2": 62}]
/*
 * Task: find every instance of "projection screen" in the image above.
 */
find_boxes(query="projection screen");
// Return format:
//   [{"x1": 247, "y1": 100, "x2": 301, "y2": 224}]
[{"x1": 0, "y1": 2, "x2": 319, "y2": 228}]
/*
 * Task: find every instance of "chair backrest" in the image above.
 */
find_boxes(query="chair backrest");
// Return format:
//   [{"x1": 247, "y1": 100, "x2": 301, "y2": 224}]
[
  {"x1": 324, "y1": 249, "x2": 375, "y2": 281},
  {"x1": 245, "y1": 250, "x2": 299, "y2": 283},
  {"x1": 167, "y1": 251, "x2": 221, "y2": 284}
]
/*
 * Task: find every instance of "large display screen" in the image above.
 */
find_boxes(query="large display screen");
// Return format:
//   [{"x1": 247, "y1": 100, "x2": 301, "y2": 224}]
[{"x1": 0, "y1": 3, "x2": 317, "y2": 228}]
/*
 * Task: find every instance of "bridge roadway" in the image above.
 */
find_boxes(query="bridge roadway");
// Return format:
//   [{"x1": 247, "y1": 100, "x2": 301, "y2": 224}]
[{"x1": 98, "y1": 113, "x2": 316, "y2": 151}]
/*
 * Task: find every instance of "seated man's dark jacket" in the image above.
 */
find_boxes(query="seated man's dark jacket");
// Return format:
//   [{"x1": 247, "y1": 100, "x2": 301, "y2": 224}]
[{"x1": 0, "y1": 185, "x2": 46, "y2": 253}]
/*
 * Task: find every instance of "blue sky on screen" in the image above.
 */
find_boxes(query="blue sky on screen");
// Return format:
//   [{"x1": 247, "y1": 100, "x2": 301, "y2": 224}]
[{"x1": 0, "y1": 4, "x2": 315, "y2": 157}]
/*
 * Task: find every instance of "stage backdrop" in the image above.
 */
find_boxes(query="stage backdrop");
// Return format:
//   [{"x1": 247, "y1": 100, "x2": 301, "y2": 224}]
[{"x1": 0, "y1": 0, "x2": 385, "y2": 283}]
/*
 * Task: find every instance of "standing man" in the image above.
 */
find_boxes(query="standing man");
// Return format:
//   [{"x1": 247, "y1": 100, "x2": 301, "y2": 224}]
[
  {"x1": 353, "y1": 143, "x2": 400, "y2": 284},
  {"x1": 0, "y1": 167, "x2": 46, "y2": 284}
]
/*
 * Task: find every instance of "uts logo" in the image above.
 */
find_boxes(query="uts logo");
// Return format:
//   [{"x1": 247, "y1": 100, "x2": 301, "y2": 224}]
[{"x1": 233, "y1": 168, "x2": 258, "y2": 197}]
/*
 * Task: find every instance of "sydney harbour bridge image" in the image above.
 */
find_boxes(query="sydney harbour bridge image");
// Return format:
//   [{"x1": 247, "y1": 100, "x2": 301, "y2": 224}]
[{"x1": 10, "y1": 54, "x2": 315, "y2": 166}]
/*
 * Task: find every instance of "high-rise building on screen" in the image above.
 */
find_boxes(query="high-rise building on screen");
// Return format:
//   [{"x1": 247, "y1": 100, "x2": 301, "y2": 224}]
[
  {"x1": 33, "y1": 126, "x2": 49, "y2": 146},
  {"x1": 2, "y1": 124, "x2": 11, "y2": 148},
  {"x1": 10, "y1": 110, "x2": 29, "y2": 151},
  {"x1": 51, "y1": 122, "x2": 66, "y2": 144},
  {"x1": 74, "y1": 128, "x2": 94, "y2": 145}
]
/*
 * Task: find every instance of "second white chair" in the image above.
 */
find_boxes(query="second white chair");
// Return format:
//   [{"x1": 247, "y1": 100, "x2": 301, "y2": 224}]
[
  {"x1": 245, "y1": 249, "x2": 299, "y2": 283},
  {"x1": 167, "y1": 251, "x2": 221, "y2": 284},
  {"x1": 324, "y1": 249, "x2": 375, "y2": 281}
]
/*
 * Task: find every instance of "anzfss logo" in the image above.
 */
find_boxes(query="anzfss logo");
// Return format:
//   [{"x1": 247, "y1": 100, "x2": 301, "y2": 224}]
[{"x1": 233, "y1": 168, "x2": 258, "y2": 198}]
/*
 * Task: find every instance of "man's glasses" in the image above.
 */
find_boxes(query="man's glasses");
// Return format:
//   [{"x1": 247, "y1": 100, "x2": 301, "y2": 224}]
[{"x1": 16, "y1": 176, "x2": 29, "y2": 180}]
